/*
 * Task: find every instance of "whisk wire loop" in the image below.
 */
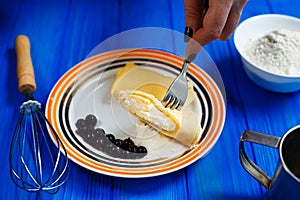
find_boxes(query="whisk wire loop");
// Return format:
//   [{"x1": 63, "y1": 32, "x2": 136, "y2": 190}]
[
  {"x1": 10, "y1": 100, "x2": 70, "y2": 193},
  {"x1": 32, "y1": 107, "x2": 43, "y2": 186},
  {"x1": 10, "y1": 108, "x2": 39, "y2": 191},
  {"x1": 37, "y1": 108, "x2": 70, "y2": 190}
]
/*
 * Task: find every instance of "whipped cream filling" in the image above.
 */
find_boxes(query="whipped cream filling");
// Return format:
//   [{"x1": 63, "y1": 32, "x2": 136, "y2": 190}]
[{"x1": 118, "y1": 91, "x2": 177, "y2": 132}]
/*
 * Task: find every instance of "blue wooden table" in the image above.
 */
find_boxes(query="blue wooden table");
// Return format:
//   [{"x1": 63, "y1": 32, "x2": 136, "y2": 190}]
[{"x1": 1, "y1": 0, "x2": 300, "y2": 199}]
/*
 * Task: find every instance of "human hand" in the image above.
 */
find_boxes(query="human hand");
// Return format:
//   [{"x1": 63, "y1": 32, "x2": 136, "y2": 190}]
[{"x1": 184, "y1": 0, "x2": 248, "y2": 46}]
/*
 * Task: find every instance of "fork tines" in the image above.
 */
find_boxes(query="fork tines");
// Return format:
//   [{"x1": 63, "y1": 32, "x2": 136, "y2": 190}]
[{"x1": 162, "y1": 93, "x2": 183, "y2": 111}]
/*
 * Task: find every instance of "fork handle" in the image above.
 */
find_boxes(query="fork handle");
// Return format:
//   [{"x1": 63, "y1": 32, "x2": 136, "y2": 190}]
[
  {"x1": 180, "y1": 59, "x2": 190, "y2": 78},
  {"x1": 15, "y1": 35, "x2": 36, "y2": 94}
]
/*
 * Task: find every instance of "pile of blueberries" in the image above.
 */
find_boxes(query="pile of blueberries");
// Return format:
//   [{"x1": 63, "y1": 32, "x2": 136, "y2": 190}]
[{"x1": 75, "y1": 114, "x2": 148, "y2": 159}]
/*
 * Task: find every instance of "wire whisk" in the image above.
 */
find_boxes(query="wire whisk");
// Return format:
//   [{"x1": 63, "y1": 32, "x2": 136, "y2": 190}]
[{"x1": 9, "y1": 35, "x2": 70, "y2": 193}]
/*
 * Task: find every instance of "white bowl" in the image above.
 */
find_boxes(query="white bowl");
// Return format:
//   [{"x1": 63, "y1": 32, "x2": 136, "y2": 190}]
[{"x1": 234, "y1": 14, "x2": 300, "y2": 93}]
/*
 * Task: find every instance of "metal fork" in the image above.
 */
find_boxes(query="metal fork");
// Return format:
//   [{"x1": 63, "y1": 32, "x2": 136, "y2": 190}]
[
  {"x1": 162, "y1": 0, "x2": 207, "y2": 111},
  {"x1": 162, "y1": 54, "x2": 196, "y2": 111}
]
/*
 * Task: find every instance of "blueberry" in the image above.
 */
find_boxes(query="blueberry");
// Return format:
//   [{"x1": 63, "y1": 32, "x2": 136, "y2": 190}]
[
  {"x1": 123, "y1": 138, "x2": 134, "y2": 149},
  {"x1": 75, "y1": 116, "x2": 148, "y2": 159},
  {"x1": 103, "y1": 142, "x2": 114, "y2": 153},
  {"x1": 114, "y1": 147, "x2": 123, "y2": 157},
  {"x1": 75, "y1": 118, "x2": 86, "y2": 129},
  {"x1": 85, "y1": 114, "x2": 97, "y2": 127},
  {"x1": 122, "y1": 150, "x2": 132, "y2": 159},
  {"x1": 116, "y1": 149, "x2": 128, "y2": 158},
  {"x1": 86, "y1": 124, "x2": 95, "y2": 131},
  {"x1": 115, "y1": 139, "x2": 123, "y2": 147},
  {"x1": 109, "y1": 146, "x2": 122, "y2": 157},
  {"x1": 106, "y1": 134, "x2": 115, "y2": 143},
  {"x1": 82, "y1": 130, "x2": 95, "y2": 143},
  {"x1": 137, "y1": 146, "x2": 148, "y2": 154},
  {"x1": 76, "y1": 129, "x2": 85, "y2": 137},
  {"x1": 128, "y1": 145, "x2": 138, "y2": 153},
  {"x1": 95, "y1": 128, "x2": 105, "y2": 136},
  {"x1": 92, "y1": 137, "x2": 106, "y2": 150}
]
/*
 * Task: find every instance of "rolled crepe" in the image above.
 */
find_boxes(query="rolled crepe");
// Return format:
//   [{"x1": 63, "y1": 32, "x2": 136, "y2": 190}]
[
  {"x1": 118, "y1": 90, "x2": 202, "y2": 146},
  {"x1": 111, "y1": 62, "x2": 202, "y2": 146},
  {"x1": 111, "y1": 62, "x2": 196, "y2": 107}
]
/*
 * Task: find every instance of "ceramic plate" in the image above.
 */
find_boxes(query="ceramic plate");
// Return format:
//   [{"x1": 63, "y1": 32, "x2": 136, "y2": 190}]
[{"x1": 45, "y1": 49, "x2": 226, "y2": 178}]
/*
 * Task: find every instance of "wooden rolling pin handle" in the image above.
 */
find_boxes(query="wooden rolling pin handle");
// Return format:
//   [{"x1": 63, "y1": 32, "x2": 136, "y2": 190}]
[{"x1": 15, "y1": 35, "x2": 36, "y2": 94}]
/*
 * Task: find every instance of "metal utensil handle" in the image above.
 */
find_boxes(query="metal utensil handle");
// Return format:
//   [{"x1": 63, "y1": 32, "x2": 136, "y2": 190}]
[
  {"x1": 239, "y1": 130, "x2": 281, "y2": 189},
  {"x1": 15, "y1": 35, "x2": 36, "y2": 94}
]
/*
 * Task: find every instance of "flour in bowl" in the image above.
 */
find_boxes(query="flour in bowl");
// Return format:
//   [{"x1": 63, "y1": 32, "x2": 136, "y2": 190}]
[{"x1": 246, "y1": 29, "x2": 300, "y2": 76}]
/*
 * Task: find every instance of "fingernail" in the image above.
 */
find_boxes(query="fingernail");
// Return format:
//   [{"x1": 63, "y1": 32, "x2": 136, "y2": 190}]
[{"x1": 184, "y1": 26, "x2": 193, "y2": 42}]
